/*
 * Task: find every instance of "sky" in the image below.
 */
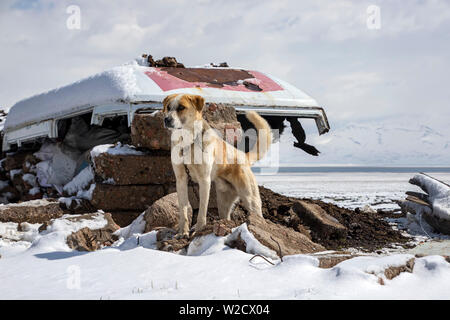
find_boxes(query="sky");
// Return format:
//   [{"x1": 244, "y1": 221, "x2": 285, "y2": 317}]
[{"x1": 1, "y1": 0, "x2": 449, "y2": 165}]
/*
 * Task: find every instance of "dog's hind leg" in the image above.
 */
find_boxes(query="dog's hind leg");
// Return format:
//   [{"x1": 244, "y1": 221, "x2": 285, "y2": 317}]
[
  {"x1": 215, "y1": 178, "x2": 238, "y2": 220},
  {"x1": 173, "y1": 164, "x2": 191, "y2": 236},
  {"x1": 236, "y1": 173, "x2": 263, "y2": 217}
]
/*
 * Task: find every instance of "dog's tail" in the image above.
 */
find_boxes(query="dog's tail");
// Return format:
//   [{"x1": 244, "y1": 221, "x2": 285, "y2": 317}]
[{"x1": 245, "y1": 111, "x2": 272, "y2": 164}]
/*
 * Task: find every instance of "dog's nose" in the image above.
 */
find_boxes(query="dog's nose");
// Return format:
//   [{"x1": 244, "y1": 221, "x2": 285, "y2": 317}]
[{"x1": 164, "y1": 117, "x2": 173, "y2": 128}]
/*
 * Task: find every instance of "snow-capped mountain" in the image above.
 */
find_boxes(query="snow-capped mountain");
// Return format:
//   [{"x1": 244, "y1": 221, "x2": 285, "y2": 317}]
[{"x1": 260, "y1": 114, "x2": 450, "y2": 166}]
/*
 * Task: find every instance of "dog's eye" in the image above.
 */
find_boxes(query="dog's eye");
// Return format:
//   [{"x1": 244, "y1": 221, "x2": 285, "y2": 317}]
[{"x1": 177, "y1": 105, "x2": 186, "y2": 112}]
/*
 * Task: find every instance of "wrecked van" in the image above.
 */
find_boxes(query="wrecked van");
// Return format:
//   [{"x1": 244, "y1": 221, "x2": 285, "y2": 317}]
[{"x1": 2, "y1": 59, "x2": 330, "y2": 153}]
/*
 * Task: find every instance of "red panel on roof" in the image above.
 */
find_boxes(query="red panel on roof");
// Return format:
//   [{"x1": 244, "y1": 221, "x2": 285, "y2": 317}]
[{"x1": 145, "y1": 67, "x2": 283, "y2": 92}]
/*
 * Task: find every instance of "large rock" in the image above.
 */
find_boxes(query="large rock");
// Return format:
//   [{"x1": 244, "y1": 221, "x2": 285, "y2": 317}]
[
  {"x1": 156, "y1": 228, "x2": 190, "y2": 252},
  {"x1": 0, "y1": 199, "x2": 63, "y2": 224},
  {"x1": 244, "y1": 213, "x2": 325, "y2": 256},
  {"x1": 155, "y1": 220, "x2": 239, "y2": 253},
  {"x1": 92, "y1": 153, "x2": 175, "y2": 185},
  {"x1": 110, "y1": 211, "x2": 142, "y2": 227},
  {"x1": 90, "y1": 184, "x2": 165, "y2": 211},
  {"x1": 131, "y1": 112, "x2": 172, "y2": 151},
  {"x1": 143, "y1": 193, "x2": 191, "y2": 232},
  {"x1": 293, "y1": 201, "x2": 347, "y2": 240},
  {"x1": 312, "y1": 252, "x2": 360, "y2": 268},
  {"x1": 202, "y1": 103, "x2": 242, "y2": 144},
  {"x1": 65, "y1": 212, "x2": 120, "y2": 251},
  {"x1": 383, "y1": 258, "x2": 415, "y2": 280}
]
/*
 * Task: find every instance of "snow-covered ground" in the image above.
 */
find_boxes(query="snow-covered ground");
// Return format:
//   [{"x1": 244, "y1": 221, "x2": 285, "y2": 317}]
[
  {"x1": 256, "y1": 171, "x2": 450, "y2": 211},
  {"x1": 0, "y1": 172, "x2": 449, "y2": 300},
  {"x1": 1, "y1": 243, "x2": 449, "y2": 300}
]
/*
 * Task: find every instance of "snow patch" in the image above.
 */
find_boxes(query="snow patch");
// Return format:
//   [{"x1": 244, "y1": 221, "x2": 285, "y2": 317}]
[
  {"x1": 29, "y1": 212, "x2": 108, "y2": 253},
  {"x1": 63, "y1": 166, "x2": 94, "y2": 195},
  {"x1": 90, "y1": 142, "x2": 145, "y2": 159},
  {"x1": 114, "y1": 212, "x2": 146, "y2": 239},
  {"x1": 227, "y1": 223, "x2": 279, "y2": 260},
  {"x1": 412, "y1": 174, "x2": 450, "y2": 221},
  {"x1": 22, "y1": 173, "x2": 38, "y2": 187},
  {"x1": 5, "y1": 65, "x2": 143, "y2": 131}
]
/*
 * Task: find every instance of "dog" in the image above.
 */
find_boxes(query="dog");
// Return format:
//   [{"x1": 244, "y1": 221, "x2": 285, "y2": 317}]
[{"x1": 163, "y1": 93, "x2": 272, "y2": 236}]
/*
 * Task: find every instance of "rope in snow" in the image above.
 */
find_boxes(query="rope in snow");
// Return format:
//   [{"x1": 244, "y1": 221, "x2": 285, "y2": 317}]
[
  {"x1": 270, "y1": 236, "x2": 284, "y2": 262},
  {"x1": 248, "y1": 236, "x2": 284, "y2": 266},
  {"x1": 249, "y1": 254, "x2": 275, "y2": 265}
]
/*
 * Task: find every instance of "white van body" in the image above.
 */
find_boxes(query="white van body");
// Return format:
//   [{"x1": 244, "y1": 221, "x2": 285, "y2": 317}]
[{"x1": 3, "y1": 63, "x2": 329, "y2": 150}]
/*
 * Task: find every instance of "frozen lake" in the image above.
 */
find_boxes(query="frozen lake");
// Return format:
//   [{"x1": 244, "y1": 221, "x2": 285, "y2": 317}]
[{"x1": 255, "y1": 167, "x2": 450, "y2": 211}]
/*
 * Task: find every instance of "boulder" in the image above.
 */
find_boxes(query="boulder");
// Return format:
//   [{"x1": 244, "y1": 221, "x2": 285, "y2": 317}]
[
  {"x1": 92, "y1": 153, "x2": 175, "y2": 185},
  {"x1": 193, "y1": 219, "x2": 239, "y2": 237},
  {"x1": 59, "y1": 198, "x2": 96, "y2": 214},
  {"x1": 244, "y1": 213, "x2": 325, "y2": 256},
  {"x1": 314, "y1": 253, "x2": 360, "y2": 268},
  {"x1": 90, "y1": 184, "x2": 165, "y2": 211},
  {"x1": 0, "y1": 199, "x2": 63, "y2": 224},
  {"x1": 156, "y1": 228, "x2": 190, "y2": 252},
  {"x1": 293, "y1": 201, "x2": 347, "y2": 240},
  {"x1": 65, "y1": 212, "x2": 120, "y2": 251},
  {"x1": 110, "y1": 211, "x2": 142, "y2": 227},
  {"x1": 383, "y1": 258, "x2": 415, "y2": 280},
  {"x1": 365, "y1": 257, "x2": 416, "y2": 285},
  {"x1": 143, "y1": 193, "x2": 191, "y2": 232},
  {"x1": 131, "y1": 112, "x2": 172, "y2": 151},
  {"x1": 202, "y1": 103, "x2": 242, "y2": 144}
]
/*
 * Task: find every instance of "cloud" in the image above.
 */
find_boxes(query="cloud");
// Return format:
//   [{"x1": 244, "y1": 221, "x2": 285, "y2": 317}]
[{"x1": 1, "y1": 0, "x2": 449, "y2": 163}]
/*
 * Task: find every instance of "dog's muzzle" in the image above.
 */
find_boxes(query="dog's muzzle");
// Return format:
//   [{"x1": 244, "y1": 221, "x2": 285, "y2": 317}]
[{"x1": 164, "y1": 116, "x2": 174, "y2": 128}]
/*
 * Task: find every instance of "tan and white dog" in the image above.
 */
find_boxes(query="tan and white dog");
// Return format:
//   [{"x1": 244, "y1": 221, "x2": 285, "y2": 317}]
[{"x1": 162, "y1": 93, "x2": 272, "y2": 236}]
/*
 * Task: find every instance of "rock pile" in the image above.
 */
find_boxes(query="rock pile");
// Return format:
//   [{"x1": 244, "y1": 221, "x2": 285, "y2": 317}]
[
  {"x1": 0, "y1": 152, "x2": 43, "y2": 203},
  {"x1": 141, "y1": 54, "x2": 185, "y2": 68},
  {"x1": 65, "y1": 213, "x2": 120, "y2": 251},
  {"x1": 0, "y1": 199, "x2": 63, "y2": 224}
]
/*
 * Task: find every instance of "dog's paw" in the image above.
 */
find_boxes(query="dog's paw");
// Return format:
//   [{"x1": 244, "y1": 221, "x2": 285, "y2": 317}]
[
  {"x1": 192, "y1": 222, "x2": 206, "y2": 233},
  {"x1": 174, "y1": 231, "x2": 189, "y2": 240}
]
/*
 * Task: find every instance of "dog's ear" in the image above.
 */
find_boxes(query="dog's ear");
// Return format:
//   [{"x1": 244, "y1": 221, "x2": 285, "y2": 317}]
[
  {"x1": 162, "y1": 94, "x2": 177, "y2": 113},
  {"x1": 189, "y1": 95, "x2": 205, "y2": 112}
]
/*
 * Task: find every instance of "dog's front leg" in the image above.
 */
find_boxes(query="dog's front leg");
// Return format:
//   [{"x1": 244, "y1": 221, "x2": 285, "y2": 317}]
[
  {"x1": 174, "y1": 165, "x2": 191, "y2": 237},
  {"x1": 194, "y1": 177, "x2": 211, "y2": 232}
]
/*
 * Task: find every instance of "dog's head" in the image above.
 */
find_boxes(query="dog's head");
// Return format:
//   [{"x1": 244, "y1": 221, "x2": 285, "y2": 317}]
[{"x1": 162, "y1": 94, "x2": 205, "y2": 129}]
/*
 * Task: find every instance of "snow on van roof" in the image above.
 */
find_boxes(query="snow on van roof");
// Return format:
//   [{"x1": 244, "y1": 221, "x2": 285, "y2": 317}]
[{"x1": 4, "y1": 60, "x2": 319, "y2": 131}]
